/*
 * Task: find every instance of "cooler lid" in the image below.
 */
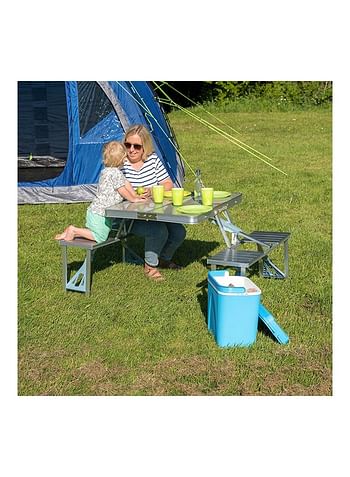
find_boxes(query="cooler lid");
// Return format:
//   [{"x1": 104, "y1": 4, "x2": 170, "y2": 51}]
[{"x1": 258, "y1": 304, "x2": 289, "y2": 344}]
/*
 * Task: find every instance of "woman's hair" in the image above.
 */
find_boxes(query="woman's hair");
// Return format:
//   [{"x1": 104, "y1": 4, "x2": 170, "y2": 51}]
[
  {"x1": 102, "y1": 141, "x2": 127, "y2": 167},
  {"x1": 124, "y1": 124, "x2": 155, "y2": 162}
]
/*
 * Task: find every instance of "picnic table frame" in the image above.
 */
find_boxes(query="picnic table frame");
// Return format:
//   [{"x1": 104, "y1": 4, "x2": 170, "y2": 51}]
[
  {"x1": 106, "y1": 191, "x2": 289, "y2": 279},
  {"x1": 105, "y1": 192, "x2": 243, "y2": 248},
  {"x1": 58, "y1": 191, "x2": 289, "y2": 295}
]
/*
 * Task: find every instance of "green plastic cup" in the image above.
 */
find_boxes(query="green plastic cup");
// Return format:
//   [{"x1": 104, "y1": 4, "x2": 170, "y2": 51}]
[
  {"x1": 201, "y1": 187, "x2": 214, "y2": 206},
  {"x1": 152, "y1": 185, "x2": 164, "y2": 203},
  {"x1": 171, "y1": 187, "x2": 184, "y2": 206}
]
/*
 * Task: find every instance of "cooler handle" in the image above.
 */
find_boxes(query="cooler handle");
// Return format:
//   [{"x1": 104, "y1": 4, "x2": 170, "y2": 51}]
[{"x1": 226, "y1": 285, "x2": 246, "y2": 293}]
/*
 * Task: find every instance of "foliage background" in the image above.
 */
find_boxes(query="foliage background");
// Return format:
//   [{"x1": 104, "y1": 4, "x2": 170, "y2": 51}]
[{"x1": 160, "y1": 81, "x2": 332, "y2": 110}]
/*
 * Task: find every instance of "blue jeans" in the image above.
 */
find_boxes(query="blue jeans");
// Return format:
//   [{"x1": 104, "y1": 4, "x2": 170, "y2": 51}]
[{"x1": 114, "y1": 219, "x2": 186, "y2": 267}]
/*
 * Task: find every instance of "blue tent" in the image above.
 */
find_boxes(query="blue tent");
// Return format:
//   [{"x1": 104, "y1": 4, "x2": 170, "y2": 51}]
[{"x1": 18, "y1": 81, "x2": 184, "y2": 204}]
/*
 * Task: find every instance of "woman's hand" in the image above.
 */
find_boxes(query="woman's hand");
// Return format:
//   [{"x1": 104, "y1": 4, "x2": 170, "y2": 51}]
[
  {"x1": 143, "y1": 187, "x2": 152, "y2": 198},
  {"x1": 160, "y1": 178, "x2": 173, "y2": 191}
]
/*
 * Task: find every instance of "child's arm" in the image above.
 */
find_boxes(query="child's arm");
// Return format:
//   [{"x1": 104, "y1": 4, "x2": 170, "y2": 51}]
[
  {"x1": 118, "y1": 181, "x2": 146, "y2": 203},
  {"x1": 124, "y1": 180, "x2": 138, "y2": 196}
]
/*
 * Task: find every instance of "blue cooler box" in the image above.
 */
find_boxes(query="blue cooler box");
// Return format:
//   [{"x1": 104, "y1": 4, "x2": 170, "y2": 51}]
[{"x1": 208, "y1": 270, "x2": 261, "y2": 347}]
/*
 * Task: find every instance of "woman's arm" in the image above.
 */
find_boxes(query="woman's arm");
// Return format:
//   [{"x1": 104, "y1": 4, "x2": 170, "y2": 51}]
[
  {"x1": 159, "y1": 178, "x2": 173, "y2": 191},
  {"x1": 141, "y1": 177, "x2": 173, "y2": 198}
]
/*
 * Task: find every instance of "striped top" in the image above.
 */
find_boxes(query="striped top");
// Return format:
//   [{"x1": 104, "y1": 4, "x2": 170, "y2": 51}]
[{"x1": 120, "y1": 153, "x2": 169, "y2": 188}]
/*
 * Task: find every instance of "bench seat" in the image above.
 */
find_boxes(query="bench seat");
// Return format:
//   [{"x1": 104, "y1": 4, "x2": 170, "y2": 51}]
[{"x1": 207, "y1": 230, "x2": 290, "y2": 278}]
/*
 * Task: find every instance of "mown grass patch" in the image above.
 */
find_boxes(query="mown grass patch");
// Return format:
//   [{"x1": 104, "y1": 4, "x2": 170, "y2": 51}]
[{"x1": 18, "y1": 107, "x2": 332, "y2": 396}]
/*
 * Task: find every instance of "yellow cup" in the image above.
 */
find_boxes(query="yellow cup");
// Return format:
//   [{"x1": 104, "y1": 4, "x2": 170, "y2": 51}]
[
  {"x1": 171, "y1": 187, "x2": 184, "y2": 206},
  {"x1": 152, "y1": 185, "x2": 164, "y2": 203},
  {"x1": 201, "y1": 187, "x2": 214, "y2": 206}
]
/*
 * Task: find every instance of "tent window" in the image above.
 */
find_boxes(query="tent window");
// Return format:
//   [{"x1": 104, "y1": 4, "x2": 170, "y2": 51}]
[
  {"x1": 18, "y1": 81, "x2": 69, "y2": 161},
  {"x1": 77, "y1": 81, "x2": 114, "y2": 138},
  {"x1": 36, "y1": 143, "x2": 50, "y2": 155},
  {"x1": 34, "y1": 107, "x2": 48, "y2": 121},
  {"x1": 35, "y1": 125, "x2": 49, "y2": 139},
  {"x1": 32, "y1": 87, "x2": 47, "y2": 101}
]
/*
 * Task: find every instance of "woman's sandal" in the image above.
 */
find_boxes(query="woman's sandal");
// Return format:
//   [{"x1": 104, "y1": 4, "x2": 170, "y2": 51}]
[
  {"x1": 144, "y1": 264, "x2": 165, "y2": 281},
  {"x1": 158, "y1": 259, "x2": 183, "y2": 270}
]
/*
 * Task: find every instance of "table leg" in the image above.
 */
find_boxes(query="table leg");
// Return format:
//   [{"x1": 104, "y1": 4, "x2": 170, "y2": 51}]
[{"x1": 213, "y1": 211, "x2": 232, "y2": 248}]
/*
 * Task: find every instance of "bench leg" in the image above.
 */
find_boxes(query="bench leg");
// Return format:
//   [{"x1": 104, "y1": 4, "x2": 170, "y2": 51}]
[
  {"x1": 85, "y1": 250, "x2": 92, "y2": 296},
  {"x1": 239, "y1": 266, "x2": 247, "y2": 276},
  {"x1": 256, "y1": 244, "x2": 265, "y2": 277},
  {"x1": 59, "y1": 235, "x2": 134, "y2": 295},
  {"x1": 256, "y1": 240, "x2": 290, "y2": 279},
  {"x1": 61, "y1": 245, "x2": 68, "y2": 291},
  {"x1": 121, "y1": 240, "x2": 126, "y2": 263},
  {"x1": 64, "y1": 249, "x2": 93, "y2": 295},
  {"x1": 283, "y1": 240, "x2": 289, "y2": 278}
]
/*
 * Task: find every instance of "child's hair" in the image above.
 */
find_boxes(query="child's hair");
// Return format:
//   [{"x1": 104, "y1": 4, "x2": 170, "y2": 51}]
[{"x1": 103, "y1": 141, "x2": 127, "y2": 167}]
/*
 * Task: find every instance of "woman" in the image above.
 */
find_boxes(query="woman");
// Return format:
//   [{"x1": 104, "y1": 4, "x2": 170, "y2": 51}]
[{"x1": 120, "y1": 124, "x2": 186, "y2": 281}]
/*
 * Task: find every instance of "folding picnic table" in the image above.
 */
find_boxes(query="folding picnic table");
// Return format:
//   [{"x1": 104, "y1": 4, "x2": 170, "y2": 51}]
[
  {"x1": 105, "y1": 192, "x2": 243, "y2": 262},
  {"x1": 105, "y1": 191, "x2": 289, "y2": 278},
  {"x1": 59, "y1": 191, "x2": 290, "y2": 295}
]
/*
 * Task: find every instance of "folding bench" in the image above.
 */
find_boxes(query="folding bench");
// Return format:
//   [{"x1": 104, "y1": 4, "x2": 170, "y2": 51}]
[
  {"x1": 207, "y1": 214, "x2": 290, "y2": 278},
  {"x1": 58, "y1": 219, "x2": 138, "y2": 295}
]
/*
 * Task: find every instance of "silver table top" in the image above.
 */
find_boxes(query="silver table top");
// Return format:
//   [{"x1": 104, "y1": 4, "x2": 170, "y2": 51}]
[{"x1": 105, "y1": 192, "x2": 242, "y2": 224}]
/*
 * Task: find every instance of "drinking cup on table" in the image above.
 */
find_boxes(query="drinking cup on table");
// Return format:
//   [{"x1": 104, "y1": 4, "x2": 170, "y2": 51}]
[
  {"x1": 201, "y1": 187, "x2": 214, "y2": 206},
  {"x1": 152, "y1": 185, "x2": 164, "y2": 203},
  {"x1": 171, "y1": 187, "x2": 184, "y2": 206}
]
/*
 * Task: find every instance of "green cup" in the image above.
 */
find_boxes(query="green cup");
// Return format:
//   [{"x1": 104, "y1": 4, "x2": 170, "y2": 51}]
[
  {"x1": 201, "y1": 187, "x2": 214, "y2": 206},
  {"x1": 171, "y1": 187, "x2": 184, "y2": 206},
  {"x1": 152, "y1": 185, "x2": 164, "y2": 203}
]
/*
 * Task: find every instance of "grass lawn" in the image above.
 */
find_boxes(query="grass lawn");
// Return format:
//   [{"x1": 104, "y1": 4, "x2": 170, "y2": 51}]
[{"x1": 17, "y1": 106, "x2": 332, "y2": 396}]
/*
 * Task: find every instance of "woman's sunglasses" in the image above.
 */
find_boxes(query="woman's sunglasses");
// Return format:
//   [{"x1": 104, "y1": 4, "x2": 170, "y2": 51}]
[{"x1": 124, "y1": 142, "x2": 143, "y2": 151}]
